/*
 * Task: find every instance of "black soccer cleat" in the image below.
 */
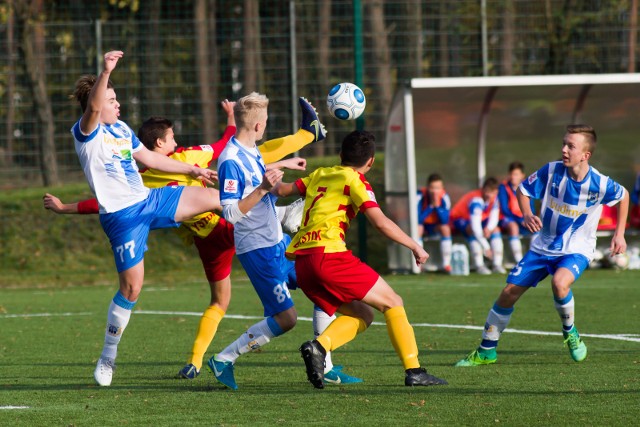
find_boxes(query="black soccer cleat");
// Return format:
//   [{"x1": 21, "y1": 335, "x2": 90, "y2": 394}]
[
  {"x1": 404, "y1": 367, "x2": 448, "y2": 387},
  {"x1": 300, "y1": 340, "x2": 327, "y2": 389}
]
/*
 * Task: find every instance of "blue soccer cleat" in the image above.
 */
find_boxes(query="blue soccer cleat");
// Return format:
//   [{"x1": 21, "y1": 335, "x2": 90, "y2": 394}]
[
  {"x1": 177, "y1": 363, "x2": 200, "y2": 380},
  {"x1": 324, "y1": 365, "x2": 363, "y2": 385},
  {"x1": 207, "y1": 356, "x2": 238, "y2": 390},
  {"x1": 299, "y1": 97, "x2": 327, "y2": 142}
]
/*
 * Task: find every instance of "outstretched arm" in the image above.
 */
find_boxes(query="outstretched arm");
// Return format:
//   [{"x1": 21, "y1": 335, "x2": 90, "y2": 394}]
[
  {"x1": 364, "y1": 207, "x2": 428, "y2": 266},
  {"x1": 43, "y1": 193, "x2": 99, "y2": 215},
  {"x1": 133, "y1": 145, "x2": 217, "y2": 185},
  {"x1": 208, "y1": 100, "x2": 236, "y2": 158},
  {"x1": 266, "y1": 157, "x2": 306, "y2": 171},
  {"x1": 80, "y1": 50, "x2": 123, "y2": 135}
]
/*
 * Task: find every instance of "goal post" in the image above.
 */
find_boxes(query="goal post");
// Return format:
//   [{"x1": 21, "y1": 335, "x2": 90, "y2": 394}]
[{"x1": 385, "y1": 73, "x2": 640, "y2": 274}]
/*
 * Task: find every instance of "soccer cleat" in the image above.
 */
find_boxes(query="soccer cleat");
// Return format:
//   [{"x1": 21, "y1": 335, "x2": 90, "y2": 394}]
[
  {"x1": 476, "y1": 265, "x2": 492, "y2": 275},
  {"x1": 563, "y1": 326, "x2": 588, "y2": 362},
  {"x1": 405, "y1": 368, "x2": 448, "y2": 386},
  {"x1": 300, "y1": 340, "x2": 326, "y2": 389},
  {"x1": 177, "y1": 363, "x2": 200, "y2": 380},
  {"x1": 323, "y1": 366, "x2": 363, "y2": 385},
  {"x1": 299, "y1": 97, "x2": 327, "y2": 142},
  {"x1": 281, "y1": 198, "x2": 305, "y2": 234},
  {"x1": 492, "y1": 265, "x2": 507, "y2": 274},
  {"x1": 207, "y1": 356, "x2": 238, "y2": 390},
  {"x1": 454, "y1": 349, "x2": 497, "y2": 367},
  {"x1": 94, "y1": 357, "x2": 115, "y2": 386}
]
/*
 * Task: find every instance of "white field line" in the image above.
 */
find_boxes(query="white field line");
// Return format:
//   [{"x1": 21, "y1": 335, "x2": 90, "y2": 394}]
[
  {"x1": 134, "y1": 310, "x2": 640, "y2": 343},
  {"x1": 2, "y1": 310, "x2": 638, "y2": 343},
  {"x1": 0, "y1": 406, "x2": 30, "y2": 410}
]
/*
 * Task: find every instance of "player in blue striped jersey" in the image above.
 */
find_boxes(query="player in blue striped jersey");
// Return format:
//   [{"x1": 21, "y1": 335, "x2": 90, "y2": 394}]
[{"x1": 456, "y1": 124, "x2": 629, "y2": 367}]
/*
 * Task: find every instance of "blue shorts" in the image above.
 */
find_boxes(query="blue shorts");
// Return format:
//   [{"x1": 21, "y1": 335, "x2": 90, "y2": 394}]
[
  {"x1": 423, "y1": 223, "x2": 445, "y2": 237},
  {"x1": 99, "y1": 187, "x2": 184, "y2": 272},
  {"x1": 237, "y1": 235, "x2": 296, "y2": 317},
  {"x1": 506, "y1": 250, "x2": 590, "y2": 288},
  {"x1": 453, "y1": 218, "x2": 496, "y2": 239}
]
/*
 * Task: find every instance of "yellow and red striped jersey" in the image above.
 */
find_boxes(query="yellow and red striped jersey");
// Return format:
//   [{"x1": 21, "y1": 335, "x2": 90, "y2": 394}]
[{"x1": 286, "y1": 165, "x2": 379, "y2": 256}]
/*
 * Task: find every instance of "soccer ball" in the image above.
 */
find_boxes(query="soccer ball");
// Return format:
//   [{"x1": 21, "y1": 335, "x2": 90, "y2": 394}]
[{"x1": 326, "y1": 82, "x2": 366, "y2": 120}]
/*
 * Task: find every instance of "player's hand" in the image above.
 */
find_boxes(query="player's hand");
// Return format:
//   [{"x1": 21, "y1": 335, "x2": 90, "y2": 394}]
[
  {"x1": 609, "y1": 234, "x2": 627, "y2": 256},
  {"x1": 522, "y1": 213, "x2": 542, "y2": 233},
  {"x1": 103, "y1": 51, "x2": 123, "y2": 73},
  {"x1": 260, "y1": 169, "x2": 284, "y2": 191},
  {"x1": 412, "y1": 246, "x2": 429, "y2": 266},
  {"x1": 429, "y1": 189, "x2": 443, "y2": 207},
  {"x1": 221, "y1": 99, "x2": 235, "y2": 116},
  {"x1": 272, "y1": 157, "x2": 306, "y2": 171},
  {"x1": 43, "y1": 193, "x2": 64, "y2": 213},
  {"x1": 191, "y1": 167, "x2": 218, "y2": 186},
  {"x1": 483, "y1": 248, "x2": 493, "y2": 260}
]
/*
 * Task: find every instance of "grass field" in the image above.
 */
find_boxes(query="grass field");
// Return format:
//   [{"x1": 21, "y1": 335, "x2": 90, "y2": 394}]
[{"x1": 2, "y1": 269, "x2": 639, "y2": 426}]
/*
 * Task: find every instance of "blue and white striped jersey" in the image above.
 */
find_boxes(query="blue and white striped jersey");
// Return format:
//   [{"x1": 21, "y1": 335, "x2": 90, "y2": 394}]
[
  {"x1": 72, "y1": 119, "x2": 149, "y2": 214},
  {"x1": 217, "y1": 137, "x2": 282, "y2": 254},
  {"x1": 519, "y1": 161, "x2": 625, "y2": 260}
]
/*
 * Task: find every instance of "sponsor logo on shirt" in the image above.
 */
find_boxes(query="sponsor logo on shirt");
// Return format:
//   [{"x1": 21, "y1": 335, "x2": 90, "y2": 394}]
[
  {"x1": 548, "y1": 199, "x2": 587, "y2": 217},
  {"x1": 527, "y1": 171, "x2": 537, "y2": 185},
  {"x1": 224, "y1": 179, "x2": 238, "y2": 193},
  {"x1": 367, "y1": 190, "x2": 377, "y2": 202},
  {"x1": 199, "y1": 145, "x2": 213, "y2": 152}
]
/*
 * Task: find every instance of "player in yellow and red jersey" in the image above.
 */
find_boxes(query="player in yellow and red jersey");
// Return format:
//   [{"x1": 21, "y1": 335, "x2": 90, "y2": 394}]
[
  {"x1": 273, "y1": 130, "x2": 448, "y2": 388},
  {"x1": 44, "y1": 97, "x2": 355, "y2": 381}
]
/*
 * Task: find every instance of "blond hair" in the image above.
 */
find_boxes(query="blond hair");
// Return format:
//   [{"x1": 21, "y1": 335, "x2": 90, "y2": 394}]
[
  {"x1": 71, "y1": 75, "x2": 114, "y2": 113},
  {"x1": 566, "y1": 124, "x2": 597, "y2": 154},
  {"x1": 234, "y1": 92, "x2": 269, "y2": 130}
]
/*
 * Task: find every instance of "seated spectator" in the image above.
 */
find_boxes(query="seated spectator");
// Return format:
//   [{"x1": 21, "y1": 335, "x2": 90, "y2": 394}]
[
  {"x1": 498, "y1": 161, "x2": 535, "y2": 263},
  {"x1": 450, "y1": 177, "x2": 505, "y2": 275},
  {"x1": 417, "y1": 173, "x2": 452, "y2": 273}
]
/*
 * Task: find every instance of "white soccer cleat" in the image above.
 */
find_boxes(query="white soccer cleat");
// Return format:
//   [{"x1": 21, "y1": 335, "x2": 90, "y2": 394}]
[
  {"x1": 476, "y1": 265, "x2": 492, "y2": 275},
  {"x1": 281, "y1": 198, "x2": 305, "y2": 234},
  {"x1": 94, "y1": 357, "x2": 115, "y2": 386},
  {"x1": 492, "y1": 265, "x2": 507, "y2": 274}
]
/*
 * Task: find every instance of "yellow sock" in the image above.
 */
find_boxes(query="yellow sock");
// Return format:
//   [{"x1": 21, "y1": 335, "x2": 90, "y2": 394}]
[
  {"x1": 315, "y1": 315, "x2": 367, "y2": 352},
  {"x1": 258, "y1": 130, "x2": 314, "y2": 164},
  {"x1": 188, "y1": 305, "x2": 225, "y2": 370},
  {"x1": 384, "y1": 306, "x2": 420, "y2": 370}
]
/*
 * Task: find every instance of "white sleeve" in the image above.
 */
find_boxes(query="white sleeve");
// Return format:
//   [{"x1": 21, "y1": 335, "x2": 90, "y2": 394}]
[
  {"x1": 222, "y1": 200, "x2": 246, "y2": 225},
  {"x1": 470, "y1": 210, "x2": 490, "y2": 251},
  {"x1": 486, "y1": 203, "x2": 500, "y2": 231}
]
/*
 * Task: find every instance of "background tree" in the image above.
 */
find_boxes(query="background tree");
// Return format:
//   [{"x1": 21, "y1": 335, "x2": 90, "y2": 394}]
[{"x1": 12, "y1": 0, "x2": 59, "y2": 186}]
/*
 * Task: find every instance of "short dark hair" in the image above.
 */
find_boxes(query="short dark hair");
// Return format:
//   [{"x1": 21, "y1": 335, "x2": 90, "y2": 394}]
[
  {"x1": 340, "y1": 130, "x2": 376, "y2": 167},
  {"x1": 482, "y1": 176, "x2": 499, "y2": 191},
  {"x1": 427, "y1": 173, "x2": 443, "y2": 184},
  {"x1": 566, "y1": 124, "x2": 597, "y2": 154},
  {"x1": 138, "y1": 117, "x2": 173, "y2": 150},
  {"x1": 508, "y1": 161, "x2": 524, "y2": 173},
  {"x1": 72, "y1": 74, "x2": 114, "y2": 113}
]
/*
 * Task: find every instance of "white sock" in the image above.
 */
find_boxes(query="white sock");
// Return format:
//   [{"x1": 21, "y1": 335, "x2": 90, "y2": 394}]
[
  {"x1": 313, "y1": 306, "x2": 336, "y2": 373},
  {"x1": 101, "y1": 300, "x2": 132, "y2": 361},
  {"x1": 509, "y1": 236, "x2": 523, "y2": 263},
  {"x1": 480, "y1": 303, "x2": 514, "y2": 349},
  {"x1": 490, "y1": 235, "x2": 504, "y2": 268},
  {"x1": 440, "y1": 238, "x2": 452, "y2": 268},
  {"x1": 469, "y1": 240, "x2": 484, "y2": 269},
  {"x1": 554, "y1": 293, "x2": 575, "y2": 331},
  {"x1": 216, "y1": 318, "x2": 279, "y2": 363}
]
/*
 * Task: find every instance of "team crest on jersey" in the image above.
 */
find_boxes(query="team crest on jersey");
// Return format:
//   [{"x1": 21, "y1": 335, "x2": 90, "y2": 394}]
[
  {"x1": 587, "y1": 191, "x2": 598, "y2": 203},
  {"x1": 367, "y1": 190, "x2": 377, "y2": 202},
  {"x1": 199, "y1": 145, "x2": 213, "y2": 152},
  {"x1": 224, "y1": 179, "x2": 238, "y2": 193},
  {"x1": 527, "y1": 171, "x2": 537, "y2": 185}
]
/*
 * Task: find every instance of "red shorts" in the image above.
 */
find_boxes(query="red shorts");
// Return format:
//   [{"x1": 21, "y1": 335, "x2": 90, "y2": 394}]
[
  {"x1": 294, "y1": 250, "x2": 379, "y2": 316},
  {"x1": 193, "y1": 217, "x2": 235, "y2": 282}
]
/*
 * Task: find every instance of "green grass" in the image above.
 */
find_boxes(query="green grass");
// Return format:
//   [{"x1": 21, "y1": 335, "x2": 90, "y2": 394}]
[{"x1": 1, "y1": 270, "x2": 639, "y2": 426}]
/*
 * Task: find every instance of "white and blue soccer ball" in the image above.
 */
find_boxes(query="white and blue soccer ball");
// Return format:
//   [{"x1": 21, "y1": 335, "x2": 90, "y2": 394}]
[{"x1": 326, "y1": 82, "x2": 366, "y2": 120}]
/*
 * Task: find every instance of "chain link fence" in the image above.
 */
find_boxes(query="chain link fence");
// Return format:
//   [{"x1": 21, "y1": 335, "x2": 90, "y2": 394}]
[{"x1": 1, "y1": 0, "x2": 639, "y2": 187}]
